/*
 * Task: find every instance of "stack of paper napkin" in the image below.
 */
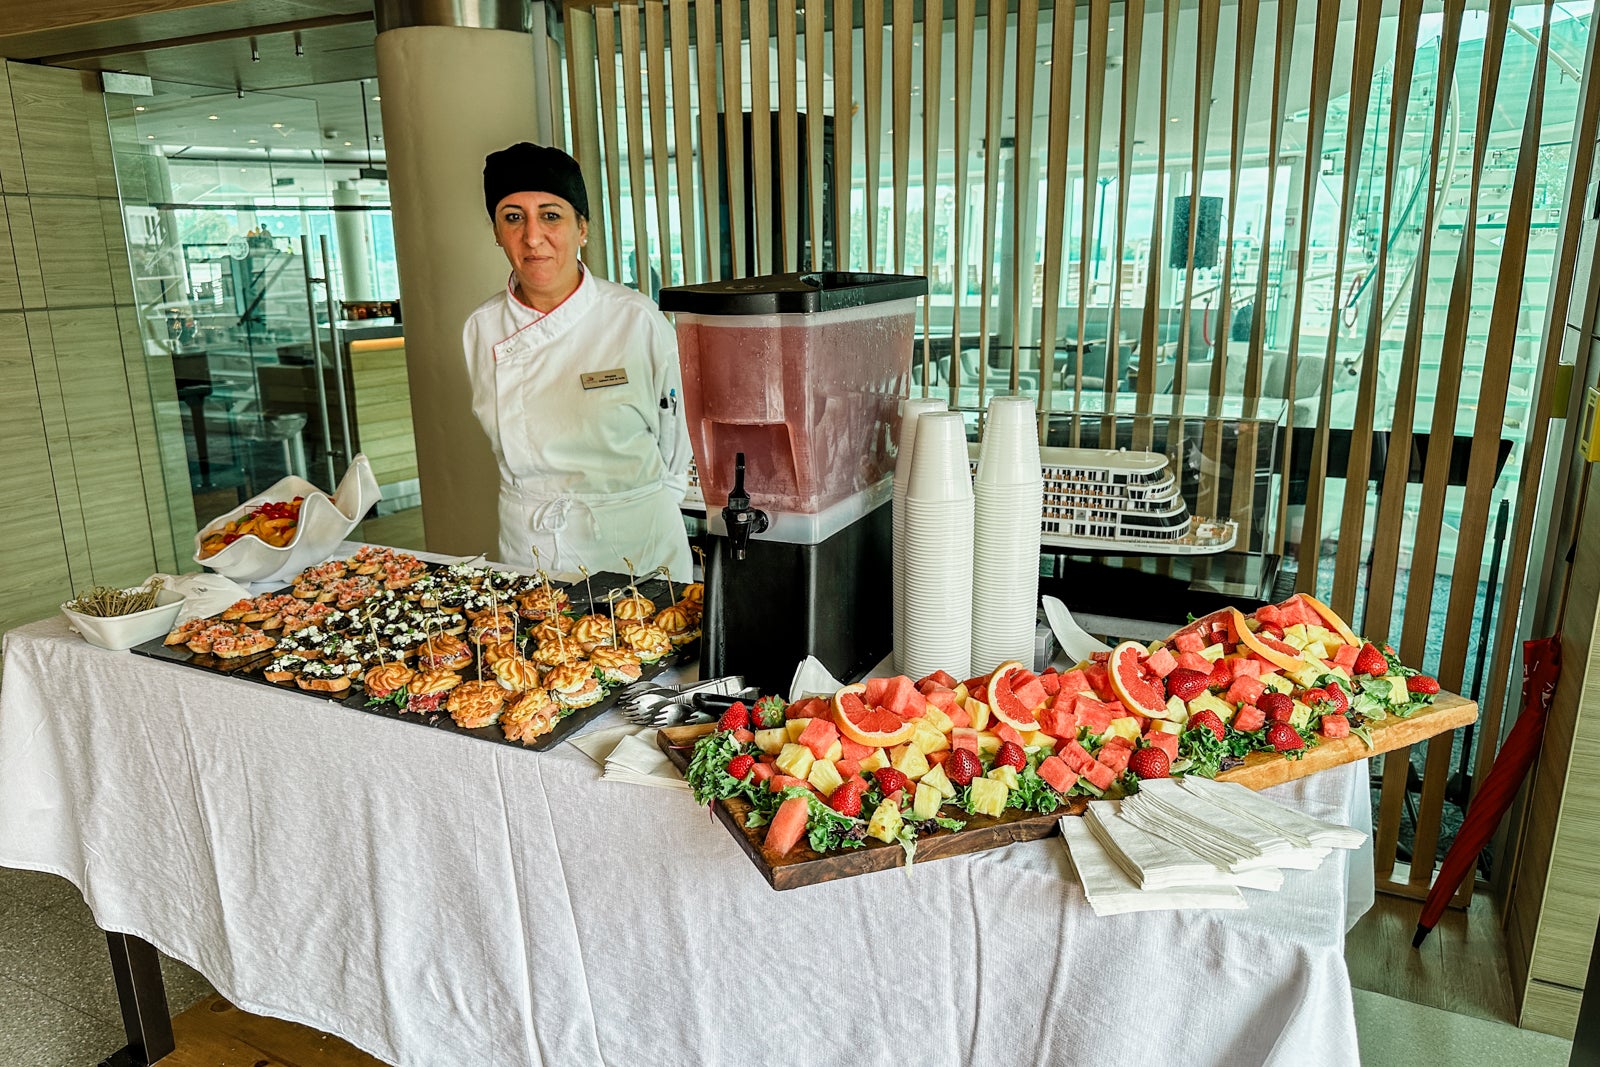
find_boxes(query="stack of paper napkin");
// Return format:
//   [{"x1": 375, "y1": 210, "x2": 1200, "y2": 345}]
[
  {"x1": 569, "y1": 725, "x2": 688, "y2": 790},
  {"x1": 1061, "y1": 776, "x2": 1365, "y2": 916}
]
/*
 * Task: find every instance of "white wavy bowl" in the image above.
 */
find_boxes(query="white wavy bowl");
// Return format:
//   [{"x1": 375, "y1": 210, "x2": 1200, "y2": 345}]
[
  {"x1": 193, "y1": 454, "x2": 382, "y2": 585},
  {"x1": 62, "y1": 588, "x2": 186, "y2": 651}
]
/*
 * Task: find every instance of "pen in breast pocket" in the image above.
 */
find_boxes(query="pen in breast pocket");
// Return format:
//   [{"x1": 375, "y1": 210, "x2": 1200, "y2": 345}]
[{"x1": 669, "y1": 388, "x2": 679, "y2": 414}]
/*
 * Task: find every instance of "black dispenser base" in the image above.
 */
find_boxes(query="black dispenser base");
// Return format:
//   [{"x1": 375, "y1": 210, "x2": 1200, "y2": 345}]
[{"x1": 701, "y1": 500, "x2": 893, "y2": 696}]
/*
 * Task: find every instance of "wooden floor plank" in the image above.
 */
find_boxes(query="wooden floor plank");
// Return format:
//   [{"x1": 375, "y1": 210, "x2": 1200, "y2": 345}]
[{"x1": 164, "y1": 996, "x2": 386, "y2": 1067}]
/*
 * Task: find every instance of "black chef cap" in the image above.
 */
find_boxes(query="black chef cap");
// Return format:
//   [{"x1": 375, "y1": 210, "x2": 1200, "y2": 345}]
[{"x1": 483, "y1": 142, "x2": 589, "y2": 221}]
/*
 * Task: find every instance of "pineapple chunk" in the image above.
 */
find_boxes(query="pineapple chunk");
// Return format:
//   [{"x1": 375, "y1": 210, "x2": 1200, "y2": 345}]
[
  {"x1": 974, "y1": 731, "x2": 1002, "y2": 755},
  {"x1": 1307, "y1": 625, "x2": 1335, "y2": 645},
  {"x1": 1290, "y1": 701, "x2": 1313, "y2": 731},
  {"x1": 754, "y1": 728, "x2": 788, "y2": 755},
  {"x1": 920, "y1": 763, "x2": 956, "y2": 799},
  {"x1": 867, "y1": 798, "x2": 904, "y2": 843},
  {"x1": 1020, "y1": 731, "x2": 1057, "y2": 750},
  {"x1": 1259, "y1": 673, "x2": 1294, "y2": 694},
  {"x1": 968, "y1": 777, "x2": 1009, "y2": 817},
  {"x1": 913, "y1": 782, "x2": 942, "y2": 820},
  {"x1": 953, "y1": 682, "x2": 970, "y2": 703},
  {"x1": 1284, "y1": 623, "x2": 1309, "y2": 643},
  {"x1": 1199, "y1": 642, "x2": 1227, "y2": 663},
  {"x1": 1187, "y1": 691, "x2": 1236, "y2": 723},
  {"x1": 1323, "y1": 665, "x2": 1353, "y2": 685},
  {"x1": 807, "y1": 758, "x2": 844, "y2": 797},
  {"x1": 775, "y1": 742, "x2": 815, "y2": 780},
  {"x1": 966, "y1": 698, "x2": 991, "y2": 731},
  {"x1": 1384, "y1": 676, "x2": 1410, "y2": 704},
  {"x1": 824, "y1": 739, "x2": 843, "y2": 762},
  {"x1": 859, "y1": 748, "x2": 890, "y2": 773},
  {"x1": 1105, "y1": 717, "x2": 1142, "y2": 742},
  {"x1": 987, "y1": 765, "x2": 1019, "y2": 790},
  {"x1": 785, "y1": 718, "x2": 813, "y2": 743},
  {"x1": 1289, "y1": 664, "x2": 1326, "y2": 688},
  {"x1": 922, "y1": 703, "x2": 954, "y2": 733},
  {"x1": 909, "y1": 719, "x2": 950, "y2": 755},
  {"x1": 1164, "y1": 695, "x2": 1191, "y2": 722},
  {"x1": 890, "y1": 743, "x2": 930, "y2": 781},
  {"x1": 1151, "y1": 718, "x2": 1183, "y2": 735},
  {"x1": 1302, "y1": 641, "x2": 1329, "y2": 662}
]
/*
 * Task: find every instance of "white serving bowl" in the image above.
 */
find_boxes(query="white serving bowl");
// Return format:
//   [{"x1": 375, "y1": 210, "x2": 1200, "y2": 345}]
[
  {"x1": 193, "y1": 454, "x2": 381, "y2": 585},
  {"x1": 61, "y1": 588, "x2": 186, "y2": 651}
]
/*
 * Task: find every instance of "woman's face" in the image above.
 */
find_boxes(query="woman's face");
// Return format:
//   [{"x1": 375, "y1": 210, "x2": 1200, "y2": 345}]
[{"x1": 493, "y1": 191, "x2": 588, "y2": 300}]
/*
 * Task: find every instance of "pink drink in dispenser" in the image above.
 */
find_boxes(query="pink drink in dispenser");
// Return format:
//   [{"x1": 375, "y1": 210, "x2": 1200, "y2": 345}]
[{"x1": 662, "y1": 273, "x2": 925, "y2": 514}]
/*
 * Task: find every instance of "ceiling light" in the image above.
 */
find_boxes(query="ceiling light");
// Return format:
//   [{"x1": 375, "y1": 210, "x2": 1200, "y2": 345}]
[
  {"x1": 146, "y1": 134, "x2": 155, "y2": 140},
  {"x1": 371, "y1": 95, "x2": 381, "y2": 102},
  {"x1": 134, "y1": 105, "x2": 146, "y2": 112},
  {"x1": 1170, "y1": 116, "x2": 1180, "y2": 122},
  {"x1": 208, "y1": 114, "x2": 219, "y2": 120},
  {"x1": 248, "y1": 138, "x2": 259, "y2": 143},
  {"x1": 272, "y1": 122, "x2": 284, "y2": 128},
  {"x1": 344, "y1": 140, "x2": 353, "y2": 146}
]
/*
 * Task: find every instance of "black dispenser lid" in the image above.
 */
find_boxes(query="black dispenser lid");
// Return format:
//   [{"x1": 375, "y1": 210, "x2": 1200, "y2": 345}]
[{"x1": 657, "y1": 271, "x2": 930, "y2": 315}]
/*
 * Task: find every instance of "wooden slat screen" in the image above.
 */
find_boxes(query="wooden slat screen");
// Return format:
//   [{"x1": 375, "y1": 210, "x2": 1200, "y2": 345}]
[{"x1": 562, "y1": 0, "x2": 1599, "y2": 903}]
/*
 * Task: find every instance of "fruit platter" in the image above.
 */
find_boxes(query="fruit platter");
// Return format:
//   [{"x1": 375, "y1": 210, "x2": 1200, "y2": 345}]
[
  {"x1": 660, "y1": 592, "x2": 1476, "y2": 890},
  {"x1": 131, "y1": 546, "x2": 703, "y2": 752}
]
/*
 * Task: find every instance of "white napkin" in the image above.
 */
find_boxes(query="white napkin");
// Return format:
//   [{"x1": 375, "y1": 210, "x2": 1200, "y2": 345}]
[
  {"x1": 1180, "y1": 776, "x2": 1368, "y2": 851},
  {"x1": 1114, "y1": 798, "x2": 1273, "y2": 873},
  {"x1": 568, "y1": 725, "x2": 642, "y2": 767},
  {"x1": 1084, "y1": 801, "x2": 1283, "y2": 891},
  {"x1": 1060, "y1": 817, "x2": 1246, "y2": 916},
  {"x1": 1125, "y1": 781, "x2": 1331, "y2": 871},
  {"x1": 788, "y1": 656, "x2": 845, "y2": 702},
  {"x1": 603, "y1": 733, "x2": 688, "y2": 790},
  {"x1": 150, "y1": 572, "x2": 254, "y2": 623}
]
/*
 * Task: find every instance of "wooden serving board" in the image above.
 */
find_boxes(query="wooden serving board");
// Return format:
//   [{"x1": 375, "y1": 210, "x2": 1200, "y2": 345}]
[
  {"x1": 658, "y1": 724, "x2": 1087, "y2": 891},
  {"x1": 1217, "y1": 692, "x2": 1476, "y2": 790},
  {"x1": 659, "y1": 691, "x2": 1476, "y2": 891}
]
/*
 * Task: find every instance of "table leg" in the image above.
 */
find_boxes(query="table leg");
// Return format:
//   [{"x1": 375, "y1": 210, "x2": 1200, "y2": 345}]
[{"x1": 98, "y1": 932, "x2": 175, "y2": 1066}]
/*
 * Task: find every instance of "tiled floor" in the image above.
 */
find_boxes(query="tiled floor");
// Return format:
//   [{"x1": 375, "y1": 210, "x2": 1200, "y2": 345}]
[{"x1": 0, "y1": 866, "x2": 214, "y2": 1067}]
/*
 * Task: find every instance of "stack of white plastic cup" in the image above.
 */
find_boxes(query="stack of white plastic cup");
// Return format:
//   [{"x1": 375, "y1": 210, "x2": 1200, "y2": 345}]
[
  {"x1": 893, "y1": 396, "x2": 950, "y2": 673},
  {"x1": 899, "y1": 411, "x2": 974, "y2": 681},
  {"x1": 970, "y1": 395, "x2": 1044, "y2": 675}
]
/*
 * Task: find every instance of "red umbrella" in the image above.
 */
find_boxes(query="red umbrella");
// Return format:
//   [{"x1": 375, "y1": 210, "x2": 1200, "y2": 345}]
[{"x1": 1413, "y1": 635, "x2": 1562, "y2": 947}]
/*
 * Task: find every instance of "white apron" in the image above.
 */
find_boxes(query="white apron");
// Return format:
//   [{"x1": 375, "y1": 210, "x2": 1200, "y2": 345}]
[{"x1": 462, "y1": 268, "x2": 693, "y2": 579}]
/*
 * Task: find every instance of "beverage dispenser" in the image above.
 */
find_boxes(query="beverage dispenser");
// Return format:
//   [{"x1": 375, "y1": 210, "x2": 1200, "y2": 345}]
[{"x1": 659, "y1": 272, "x2": 928, "y2": 694}]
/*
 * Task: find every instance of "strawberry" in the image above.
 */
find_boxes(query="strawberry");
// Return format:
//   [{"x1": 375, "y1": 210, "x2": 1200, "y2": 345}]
[
  {"x1": 946, "y1": 748, "x2": 982, "y2": 787},
  {"x1": 1323, "y1": 682, "x2": 1349, "y2": 714},
  {"x1": 1299, "y1": 687, "x2": 1328, "y2": 708},
  {"x1": 1265, "y1": 722, "x2": 1305, "y2": 752},
  {"x1": 1187, "y1": 709, "x2": 1225, "y2": 743},
  {"x1": 994, "y1": 741, "x2": 1026, "y2": 772},
  {"x1": 726, "y1": 754, "x2": 756, "y2": 780},
  {"x1": 718, "y1": 702, "x2": 750, "y2": 732},
  {"x1": 874, "y1": 768, "x2": 910, "y2": 796},
  {"x1": 1128, "y1": 747, "x2": 1171, "y2": 780},
  {"x1": 1353, "y1": 642, "x2": 1388, "y2": 677},
  {"x1": 1407, "y1": 675, "x2": 1441, "y2": 695},
  {"x1": 750, "y1": 695, "x2": 787, "y2": 730},
  {"x1": 1206, "y1": 661, "x2": 1232, "y2": 691},
  {"x1": 829, "y1": 784, "x2": 863, "y2": 817},
  {"x1": 1165, "y1": 668, "x2": 1210, "y2": 702},
  {"x1": 1259, "y1": 692, "x2": 1294, "y2": 723}
]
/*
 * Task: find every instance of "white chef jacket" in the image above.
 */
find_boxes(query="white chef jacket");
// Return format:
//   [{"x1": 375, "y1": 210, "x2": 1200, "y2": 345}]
[{"x1": 462, "y1": 266, "x2": 693, "y2": 578}]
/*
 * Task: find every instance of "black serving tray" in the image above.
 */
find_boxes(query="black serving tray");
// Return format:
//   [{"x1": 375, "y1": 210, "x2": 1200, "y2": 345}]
[{"x1": 128, "y1": 568, "x2": 699, "y2": 752}]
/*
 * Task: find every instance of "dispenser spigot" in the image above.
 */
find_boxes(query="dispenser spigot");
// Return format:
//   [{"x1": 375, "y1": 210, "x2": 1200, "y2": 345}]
[{"x1": 721, "y1": 452, "x2": 769, "y2": 561}]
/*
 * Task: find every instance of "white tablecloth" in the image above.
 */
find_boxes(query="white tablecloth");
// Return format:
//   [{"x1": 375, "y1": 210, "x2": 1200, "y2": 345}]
[{"x1": 0, "y1": 614, "x2": 1372, "y2": 1067}]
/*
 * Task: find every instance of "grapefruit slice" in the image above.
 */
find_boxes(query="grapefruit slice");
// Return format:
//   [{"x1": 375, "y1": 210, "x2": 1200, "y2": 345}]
[
  {"x1": 1229, "y1": 607, "x2": 1304, "y2": 673},
  {"x1": 1107, "y1": 640, "x2": 1170, "y2": 718},
  {"x1": 832, "y1": 684, "x2": 916, "y2": 748},
  {"x1": 1296, "y1": 593, "x2": 1360, "y2": 647},
  {"x1": 988, "y1": 661, "x2": 1044, "y2": 731}
]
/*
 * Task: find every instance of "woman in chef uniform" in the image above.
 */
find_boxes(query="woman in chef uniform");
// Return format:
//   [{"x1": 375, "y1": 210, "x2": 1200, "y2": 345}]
[{"x1": 463, "y1": 142, "x2": 693, "y2": 578}]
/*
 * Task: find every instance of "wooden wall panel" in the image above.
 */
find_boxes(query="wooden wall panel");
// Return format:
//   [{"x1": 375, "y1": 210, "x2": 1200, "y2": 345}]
[
  {"x1": 0, "y1": 197, "x2": 20, "y2": 310},
  {"x1": 593, "y1": 5, "x2": 626, "y2": 282},
  {"x1": 777, "y1": 0, "x2": 801, "y2": 270},
  {"x1": 748, "y1": 0, "x2": 772, "y2": 276},
  {"x1": 29, "y1": 195, "x2": 113, "y2": 307},
  {"x1": 694, "y1": 0, "x2": 722, "y2": 280},
  {"x1": 668, "y1": 0, "x2": 697, "y2": 282},
  {"x1": 6, "y1": 64, "x2": 97, "y2": 199},
  {"x1": 565, "y1": 4, "x2": 609, "y2": 277},
  {"x1": 720, "y1": 0, "x2": 747, "y2": 278},
  {"x1": 6, "y1": 194, "x2": 44, "y2": 308},
  {"x1": 617, "y1": 1, "x2": 651, "y2": 292},
  {"x1": 643, "y1": 0, "x2": 673, "y2": 287},
  {"x1": 0, "y1": 65, "x2": 23, "y2": 194},
  {"x1": 832, "y1": 0, "x2": 853, "y2": 269},
  {"x1": 862, "y1": 0, "x2": 882, "y2": 272},
  {"x1": 23, "y1": 310, "x2": 91, "y2": 591},
  {"x1": 976, "y1": 1, "x2": 1008, "y2": 414}
]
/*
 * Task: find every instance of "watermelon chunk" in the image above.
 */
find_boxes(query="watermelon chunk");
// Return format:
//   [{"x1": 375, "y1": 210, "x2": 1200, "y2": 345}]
[
  {"x1": 751, "y1": 762, "x2": 774, "y2": 783},
  {"x1": 1143, "y1": 731, "x2": 1179, "y2": 762},
  {"x1": 918, "y1": 669, "x2": 959, "y2": 690},
  {"x1": 951, "y1": 728, "x2": 979, "y2": 753},
  {"x1": 764, "y1": 796, "x2": 812, "y2": 856},
  {"x1": 864, "y1": 678, "x2": 891, "y2": 705},
  {"x1": 925, "y1": 688, "x2": 959, "y2": 714},
  {"x1": 1254, "y1": 604, "x2": 1283, "y2": 627},
  {"x1": 1320, "y1": 714, "x2": 1351, "y2": 739},
  {"x1": 797, "y1": 718, "x2": 839, "y2": 760},
  {"x1": 1228, "y1": 658, "x2": 1263, "y2": 680},
  {"x1": 839, "y1": 737, "x2": 873, "y2": 762},
  {"x1": 927, "y1": 750, "x2": 949, "y2": 765},
  {"x1": 1097, "y1": 740, "x2": 1133, "y2": 773},
  {"x1": 768, "y1": 774, "x2": 808, "y2": 793},
  {"x1": 1041, "y1": 705, "x2": 1078, "y2": 740},
  {"x1": 1175, "y1": 651, "x2": 1214, "y2": 674},
  {"x1": 880, "y1": 676, "x2": 919, "y2": 718},
  {"x1": 1333, "y1": 643, "x2": 1360, "y2": 670},
  {"x1": 1056, "y1": 670, "x2": 1093, "y2": 699},
  {"x1": 1233, "y1": 705, "x2": 1266, "y2": 732},
  {"x1": 1084, "y1": 761, "x2": 1117, "y2": 791},
  {"x1": 836, "y1": 757, "x2": 861, "y2": 778},
  {"x1": 1084, "y1": 664, "x2": 1116, "y2": 702},
  {"x1": 1073, "y1": 696, "x2": 1116, "y2": 735},
  {"x1": 1174, "y1": 631, "x2": 1207, "y2": 654},
  {"x1": 788, "y1": 697, "x2": 827, "y2": 720},
  {"x1": 1037, "y1": 755, "x2": 1077, "y2": 794},
  {"x1": 1013, "y1": 678, "x2": 1049, "y2": 710},
  {"x1": 1063, "y1": 740, "x2": 1097, "y2": 774},
  {"x1": 1225, "y1": 677, "x2": 1266, "y2": 707},
  {"x1": 1038, "y1": 671, "x2": 1062, "y2": 696},
  {"x1": 993, "y1": 722, "x2": 1025, "y2": 748},
  {"x1": 945, "y1": 701, "x2": 971, "y2": 729},
  {"x1": 1145, "y1": 647, "x2": 1178, "y2": 678}
]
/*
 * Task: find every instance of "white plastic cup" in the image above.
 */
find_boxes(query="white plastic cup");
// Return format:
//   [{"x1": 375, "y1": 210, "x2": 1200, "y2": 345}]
[
  {"x1": 894, "y1": 396, "x2": 951, "y2": 672},
  {"x1": 904, "y1": 412, "x2": 973, "y2": 503}
]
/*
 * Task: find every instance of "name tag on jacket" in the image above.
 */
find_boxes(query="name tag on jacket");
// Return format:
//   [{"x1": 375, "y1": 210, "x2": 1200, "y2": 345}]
[{"x1": 580, "y1": 369, "x2": 629, "y2": 390}]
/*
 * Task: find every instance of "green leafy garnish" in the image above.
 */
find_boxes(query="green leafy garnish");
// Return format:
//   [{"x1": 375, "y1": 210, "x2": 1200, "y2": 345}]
[
  {"x1": 684, "y1": 730, "x2": 755, "y2": 806},
  {"x1": 1351, "y1": 724, "x2": 1375, "y2": 750},
  {"x1": 1006, "y1": 765, "x2": 1062, "y2": 813}
]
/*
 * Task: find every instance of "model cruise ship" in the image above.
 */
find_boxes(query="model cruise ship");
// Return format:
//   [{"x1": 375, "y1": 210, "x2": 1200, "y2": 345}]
[{"x1": 970, "y1": 445, "x2": 1238, "y2": 555}]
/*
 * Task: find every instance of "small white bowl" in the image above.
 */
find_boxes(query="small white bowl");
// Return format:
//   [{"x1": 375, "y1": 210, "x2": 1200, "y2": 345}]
[
  {"x1": 194, "y1": 454, "x2": 381, "y2": 585},
  {"x1": 61, "y1": 588, "x2": 186, "y2": 651}
]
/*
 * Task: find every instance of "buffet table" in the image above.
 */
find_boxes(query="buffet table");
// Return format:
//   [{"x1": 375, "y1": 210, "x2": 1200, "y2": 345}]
[{"x1": 1, "y1": 604, "x2": 1373, "y2": 1066}]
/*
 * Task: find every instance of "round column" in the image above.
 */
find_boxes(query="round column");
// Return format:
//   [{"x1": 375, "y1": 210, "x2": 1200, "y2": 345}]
[
  {"x1": 374, "y1": 0, "x2": 539, "y2": 554},
  {"x1": 332, "y1": 181, "x2": 375, "y2": 302}
]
